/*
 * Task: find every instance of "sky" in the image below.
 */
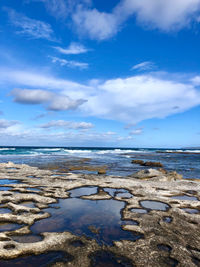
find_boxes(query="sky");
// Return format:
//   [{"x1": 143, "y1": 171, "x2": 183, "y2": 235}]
[{"x1": 0, "y1": 0, "x2": 200, "y2": 148}]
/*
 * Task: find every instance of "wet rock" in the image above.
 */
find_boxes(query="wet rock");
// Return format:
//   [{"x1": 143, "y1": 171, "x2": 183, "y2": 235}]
[
  {"x1": 98, "y1": 169, "x2": 106, "y2": 175},
  {"x1": 132, "y1": 169, "x2": 165, "y2": 179},
  {"x1": 0, "y1": 162, "x2": 199, "y2": 267},
  {"x1": 142, "y1": 161, "x2": 163, "y2": 167},
  {"x1": 132, "y1": 168, "x2": 182, "y2": 181},
  {"x1": 88, "y1": 225, "x2": 100, "y2": 235},
  {"x1": 131, "y1": 160, "x2": 144, "y2": 165},
  {"x1": 131, "y1": 160, "x2": 163, "y2": 167}
]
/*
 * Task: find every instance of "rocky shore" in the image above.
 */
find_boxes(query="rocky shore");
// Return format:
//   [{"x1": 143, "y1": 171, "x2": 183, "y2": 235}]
[{"x1": 0, "y1": 162, "x2": 199, "y2": 266}]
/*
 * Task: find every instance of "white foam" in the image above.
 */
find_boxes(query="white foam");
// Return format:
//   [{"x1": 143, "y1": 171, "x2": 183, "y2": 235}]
[{"x1": 0, "y1": 148, "x2": 16, "y2": 151}]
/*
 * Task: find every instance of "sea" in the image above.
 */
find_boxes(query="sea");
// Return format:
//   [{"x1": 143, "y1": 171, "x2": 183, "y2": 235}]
[{"x1": 0, "y1": 146, "x2": 199, "y2": 179}]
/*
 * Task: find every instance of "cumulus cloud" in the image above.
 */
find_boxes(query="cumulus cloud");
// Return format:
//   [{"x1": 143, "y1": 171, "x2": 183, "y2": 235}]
[
  {"x1": 82, "y1": 73, "x2": 200, "y2": 123},
  {"x1": 5, "y1": 8, "x2": 54, "y2": 40},
  {"x1": 2, "y1": 67, "x2": 200, "y2": 124},
  {"x1": 0, "y1": 119, "x2": 19, "y2": 129},
  {"x1": 123, "y1": 0, "x2": 200, "y2": 31},
  {"x1": 11, "y1": 88, "x2": 86, "y2": 111},
  {"x1": 50, "y1": 56, "x2": 89, "y2": 69},
  {"x1": 72, "y1": 0, "x2": 200, "y2": 40},
  {"x1": 131, "y1": 61, "x2": 155, "y2": 71},
  {"x1": 48, "y1": 95, "x2": 86, "y2": 111},
  {"x1": 53, "y1": 43, "x2": 89, "y2": 55},
  {"x1": 39, "y1": 120, "x2": 94, "y2": 130},
  {"x1": 72, "y1": 7, "x2": 118, "y2": 40}
]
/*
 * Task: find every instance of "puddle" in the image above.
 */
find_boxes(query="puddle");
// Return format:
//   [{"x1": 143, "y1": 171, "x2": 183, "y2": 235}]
[
  {"x1": 11, "y1": 234, "x2": 42, "y2": 243},
  {"x1": 19, "y1": 201, "x2": 35, "y2": 208},
  {"x1": 170, "y1": 195, "x2": 198, "y2": 201},
  {"x1": 0, "y1": 222, "x2": 23, "y2": 232},
  {"x1": 121, "y1": 220, "x2": 139, "y2": 226},
  {"x1": 70, "y1": 239, "x2": 85, "y2": 247},
  {"x1": 0, "y1": 251, "x2": 72, "y2": 267},
  {"x1": 116, "y1": 192, "x2": 133, "y2": 199},
  {"x1": 25, "y1": 187, "x2": 41, "y2": 192},
  {"x1": 0, "y1": 187, "x2": 12, "y2": 191},
  {"x1": 31, "y1": 197, "x2": 143, "y2": 245},
  {"x1": 89, "y1": 250, "x2": 134, "y2": 267},
  {"x1": 0, "y1": 208, "x2": 12, "y2": 214},
  {"x1": 68, "y1": 187, "x2": 98, "y2": 198},
  {"x1": 157, "y1": 244, "x2": 172, "y2": 252},
  {"x1": 130, "y1": 208, "x2": 148, "y2": 214},
  {"x1": 103, "y1": 188, "x2": 117, "y2": 197},
  {"x1": 182, "y1": 208, "x2": 199, "y2": 214},
  {"x1": 192, "y1": 257, "x2": 200, "y2": 266},
  {"x1": 103, "y1": 188, "x2": 132, "y2": 198},
  {"x1": 162, "y1": 257, "x2": 178, "y2": 267},
  {"x1": 0, "y1": 179, "x2": 18, "y2": 185},
  {"x1": 140, "y1": 200, "x2": 170, "y2": 211},
  {"x1": 163, "y1": 216, "x2": 173, "y2": 223}
]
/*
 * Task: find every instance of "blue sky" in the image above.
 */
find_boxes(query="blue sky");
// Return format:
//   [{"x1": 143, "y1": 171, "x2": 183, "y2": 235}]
[{"x1": 0, "y1": 0, "x2": 200, "y2": 147}]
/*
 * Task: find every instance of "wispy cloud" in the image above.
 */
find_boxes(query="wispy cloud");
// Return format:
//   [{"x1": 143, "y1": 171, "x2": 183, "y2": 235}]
[
  {"x1": 5, "y1": 8, "x2": 54, "y2": 40},
  {"x1": 39, "y1": 0, "x2": 69, "y2": 19},
  {"x1": 50, "y1": 56, "x2": 89, "y2": 69},
  {"x1": 11, "y1": 88, "x2": 86, "y2": 111},
  {"x1": 39, "y1": 120, "x2": 94, "y2": 130},
  {"x1": 131, "y1": 61, "x2": 155, "y2": 71},
  {"x1": 53, "y1": 43, "x2": 89, "y2": 55},
  {"x1": 25, "y1": 0, "x2": 92, "y2": 19}
]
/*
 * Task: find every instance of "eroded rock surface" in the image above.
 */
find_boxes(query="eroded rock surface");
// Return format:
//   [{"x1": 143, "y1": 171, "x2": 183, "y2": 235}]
[{"x1": 0, "y1": 162, "x2": 199, "y2": 266}]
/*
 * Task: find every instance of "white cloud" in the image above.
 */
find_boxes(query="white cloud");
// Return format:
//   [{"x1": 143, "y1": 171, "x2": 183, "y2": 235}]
[
  {"x1": 48, "y1": 95, "x2": 86, "y2": 111},
  {"x1": 0, "y1": 119, "x2": 19, "y2": 129},
  {"x1": 53, "y1": 43, "x2": 89, "y2": 55},
  {"x1": 72, "y1": 7, "x2": 118, "y2": 40},
  {"x1": 122, "y1": 0, "x2": 200, "y2": 31},
  {"x1": 25, "y1": 0, "x2": 92, "y2": 19},
  {"x1": 131, "y1": 61, "x2": 155, "y2": 71},
  {"x1": 82, "y1": 73, "x2": 200, "y2": 123},
  {"x1": 5, "y1": 8, "x2": 54, "y2": 40},
  {"x1": 2, "y1": 67, "x2": 200, "y2": 124},
  {"x1": 11, "y1": 88, "x2": 86, "y2": 111},
  {"x1": 11, "y1": 88, "x2": 51, "y2": 104},
  {"x1": 0, "y1": 68, "x2": 90, "y2": 95},
  {"x1": 0, "y1": 124, "x2": 125, "y2": 146},
  {"x1": 129, "y1": 127, "x2": 143, "y2": 135},
  {"x1": 40, "y1": 0, "x2": 69, "y2": 19},
  {"x1": 39, "y1": 120, "x2": 94, "y2": 129},
  {"x1": 72, "y1": 0, "x2": 200, "y2": 40},
  {"x1": 50, "y1": 56, "x2": 89, "y2": 69},
  {"x1": 191, "y1": 75, "x2": 200, "y2": 85}
]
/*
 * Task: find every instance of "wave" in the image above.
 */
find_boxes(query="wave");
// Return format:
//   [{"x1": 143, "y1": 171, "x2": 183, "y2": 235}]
[
  {"x1": 63, "y1": 149, "x2": 93, "y2": 154},
  {"x1": 33, "y1": 148, "x2": 62, "y2": 152},
  {"x1": 165, "y1": 149, "x2": 200, "y2": 153},
  {"x1": 0, "y1": 148, "x2": 16, "y2": 151}
]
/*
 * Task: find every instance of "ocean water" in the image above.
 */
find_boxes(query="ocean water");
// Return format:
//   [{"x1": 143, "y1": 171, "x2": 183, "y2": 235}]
[{"x1": 0, "y1": 146, "x2": 199, "y2": 179}]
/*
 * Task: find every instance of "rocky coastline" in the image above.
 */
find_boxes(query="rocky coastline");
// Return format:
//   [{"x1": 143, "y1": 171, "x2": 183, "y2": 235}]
[{"x1": 0, "y1": 162, "x2": 199, "y2": 266}]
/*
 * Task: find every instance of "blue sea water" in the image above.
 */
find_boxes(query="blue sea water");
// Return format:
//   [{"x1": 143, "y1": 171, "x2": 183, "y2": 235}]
[{"x1": 0, "y1": 146, "x2": 199, "y2": 179}]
